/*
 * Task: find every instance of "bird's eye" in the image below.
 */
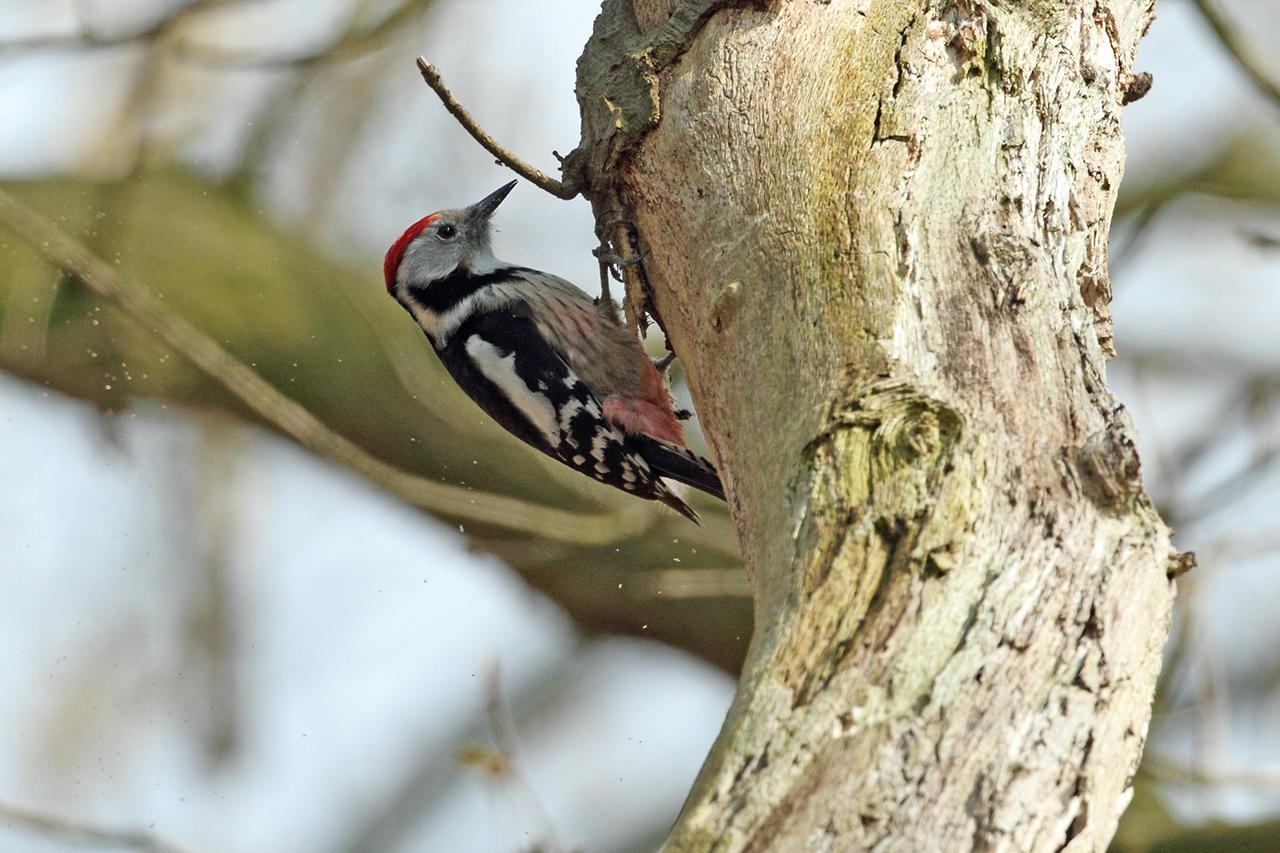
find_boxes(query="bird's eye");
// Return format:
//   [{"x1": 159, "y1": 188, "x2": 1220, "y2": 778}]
[{"x1": 436, "y1": 223, "x2": 458, "y2": 240}]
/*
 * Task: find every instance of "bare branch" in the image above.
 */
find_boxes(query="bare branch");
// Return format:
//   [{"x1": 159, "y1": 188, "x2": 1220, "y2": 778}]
[
  {"x1": 416, "y1": 58, "x2": 580, "y2": 200},
  {"x1": 0, "y1": 188, "x2": 651, "y2": 545},
  {"x1": 1194, "y1": 0, "x2": 1280, "y2": 113},
  {"x1": 0, "y1": 800, "x2": 187, "y2": 853}
]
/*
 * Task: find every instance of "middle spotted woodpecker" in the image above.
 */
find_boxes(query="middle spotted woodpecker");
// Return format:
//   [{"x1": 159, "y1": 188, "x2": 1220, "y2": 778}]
[{"x1": 383, "y1": 180, "x2": 725, "y2": 522}]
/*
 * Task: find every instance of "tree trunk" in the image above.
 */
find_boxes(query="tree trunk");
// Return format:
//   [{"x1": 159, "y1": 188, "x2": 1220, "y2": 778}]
[{"x1": 570, "y1": 0, "x2": 1181, "y2": 849}]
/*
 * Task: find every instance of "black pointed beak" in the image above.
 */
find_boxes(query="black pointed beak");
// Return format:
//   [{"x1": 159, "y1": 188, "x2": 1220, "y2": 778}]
[{"x1": 467, "y1": 180, "x2": 517, "y2": 223}]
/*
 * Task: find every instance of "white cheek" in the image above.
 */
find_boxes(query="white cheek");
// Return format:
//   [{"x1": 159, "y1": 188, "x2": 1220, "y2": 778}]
[{"x1": 400, "y1": 236, "x2": 458, "y2": 283}]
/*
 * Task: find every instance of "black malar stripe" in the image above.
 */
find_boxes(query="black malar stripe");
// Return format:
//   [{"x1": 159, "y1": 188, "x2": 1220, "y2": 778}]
[{"x1": 408, "y1": 266, "x2": 524, "y2": 315}]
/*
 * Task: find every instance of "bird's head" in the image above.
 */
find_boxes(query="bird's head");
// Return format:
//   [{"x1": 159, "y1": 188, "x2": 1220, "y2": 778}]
[{"x1": 383, "y1": 180, "x2": 516, "y2": 294}]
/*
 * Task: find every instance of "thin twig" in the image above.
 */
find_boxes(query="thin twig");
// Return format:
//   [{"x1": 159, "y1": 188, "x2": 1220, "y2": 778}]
[
  {"x1": 415, "y1": 58, "x2": 579, "y2": 200},
  {"x1": 1194, "y1": 0, "x2": 1280, "y2": 113},
  {"x1": 0, "y1": 800, "x2": 188, "y2": 853},
  {"x1": 0, "y1": 188, "x2": 651, "y2": 545}
]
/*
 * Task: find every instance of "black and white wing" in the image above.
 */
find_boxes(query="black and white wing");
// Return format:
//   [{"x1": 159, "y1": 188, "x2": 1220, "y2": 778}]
[{"x1": 437, "y1": 303, "x2": 700, "y2": 521}]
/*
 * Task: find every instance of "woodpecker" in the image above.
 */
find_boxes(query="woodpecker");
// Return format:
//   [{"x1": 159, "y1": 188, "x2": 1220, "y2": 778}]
[{"x1": 383, "y1": 180, "x2": 724, "y2": 522}]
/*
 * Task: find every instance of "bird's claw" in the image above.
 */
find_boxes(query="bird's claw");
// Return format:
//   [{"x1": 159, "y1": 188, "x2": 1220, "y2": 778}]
[{"x1": 653, "y1": 352, "x2": 677, "y2": 373}]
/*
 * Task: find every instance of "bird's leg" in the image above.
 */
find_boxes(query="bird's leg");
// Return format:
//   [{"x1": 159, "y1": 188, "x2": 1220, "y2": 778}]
[
  {"x1": 592, "y1": 214, "x2": 639, "y2": 322},
  {"x1": 612, "y1": 250, "x2": 650, "y2": 271},
  {"x1": 599, "y1": 215, "x2": 636, "y2": 233},
  {"x1": 591, "y1": 244, "x2": 622, "y2": 322},
  {"x1": 592, "y1": 207, "x2": 658, "y2": 336},
  {"x1": 655, "y1": 352, "x2": 690, "y2": 420}
]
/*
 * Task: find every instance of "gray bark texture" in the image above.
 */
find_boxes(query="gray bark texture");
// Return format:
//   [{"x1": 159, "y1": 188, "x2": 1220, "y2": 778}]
[{"x1": 567, "y1": 0, "x2": 1183, "y2": 850}]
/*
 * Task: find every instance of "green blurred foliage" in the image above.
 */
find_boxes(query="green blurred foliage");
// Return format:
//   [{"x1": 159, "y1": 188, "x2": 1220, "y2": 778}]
[{"x1": 0, "y1": 170, "x2": 751, "y2": 672}]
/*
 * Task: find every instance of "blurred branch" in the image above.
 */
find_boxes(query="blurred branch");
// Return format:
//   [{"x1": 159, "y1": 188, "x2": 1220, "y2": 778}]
[
  {"x1": 416, "y1": 58, "x2": 581, "y2": 200},
  {"x1": 1180, "y1": 441, "x2": 1280, "y2": 525},
  {"x1": 0, "y1": 252, "x2": 58, "y2": 365},
  {"x1": 1146, "y1": 819, "x2": 1280, "y2": 853},
  {"x1": 174, "y1": 0, "x2": 431, "y2": 70},
  {"x1": 1143, "y1": 380, "x2": 1255, "y2": 527},
  {"x1": 0, "y1": 173, "x2": 747, "y2": 673},
  {"x1": 1198, "y1": 529, "x2": 1280, "y2": 563},
  {"x1": 477, "y1": 666, "x2": 564, "y2": 853},
  {"x1": 632, "y1": 567, "x2": 751, "y2": 599},
  {"x1": 1111, "y1": 179, "x2": 1253, "y2": 274},
  {"x1": 1145, "y1": 752, "x2": 1280, "y2": 791},
  {"x1": 0, "y1": 0, "x2": 251, "y2": 54},
  {"x1": 335, "y1": 651, "x2": 591, "y2": 853},
  {"x1": 1194, "y1": 0, "x2": 1280, "y2": 113},
  {"x1": 1242, "y1": 228, "x2": 1280, "y2": 250},
  {"x1": 0, "y1": 187, "x2": 651, "y2": 545},
  {"x1": 0, "y1": 0, "x2": 429, "y2": 73},
  {"x1": 0, "y1": 800, "x2": 186, "y2": 853},
  {"x1": 188, "y1": 418, "x2": 243, "y2": 764}
]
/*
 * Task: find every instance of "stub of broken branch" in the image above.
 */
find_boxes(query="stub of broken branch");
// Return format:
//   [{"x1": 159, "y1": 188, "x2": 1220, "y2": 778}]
[
  {"x1": 415, "y1": 58, "x2": 581, "y2": 200},
  {"x1": 1168, "y1": 550, "x2": 1197, "y2": 579}
]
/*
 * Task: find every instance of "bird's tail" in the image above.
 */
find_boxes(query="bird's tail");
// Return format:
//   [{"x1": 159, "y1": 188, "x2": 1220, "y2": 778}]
[
  {"x1": 654, "y1": 484, "x2": 701, "y2": 524},
  {"x1": 636, "y1": 437, "x2": 725, "y2": 502}
]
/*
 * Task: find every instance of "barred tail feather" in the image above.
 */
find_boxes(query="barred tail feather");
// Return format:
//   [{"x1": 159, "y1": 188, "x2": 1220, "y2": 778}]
[{"x1": 635, "y1": 437, "x2": 725, "y2": 502}]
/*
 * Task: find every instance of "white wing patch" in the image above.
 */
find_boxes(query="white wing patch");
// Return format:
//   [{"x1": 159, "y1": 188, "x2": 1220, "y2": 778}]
[
  {"x1": 557, "y1": 397, "x2": 584, "y2": 429},
  {"x1": 465, "y1": 336, "x2": 559, "y2": 447},
  {"x1": 435, "y1": 286, "x2": 517, "y2": 346}
]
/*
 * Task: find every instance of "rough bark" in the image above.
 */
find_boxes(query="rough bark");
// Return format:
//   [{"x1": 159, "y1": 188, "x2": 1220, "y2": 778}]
[{"x1": 569, "y1": 0, "x2": 1181, "y2": 849}]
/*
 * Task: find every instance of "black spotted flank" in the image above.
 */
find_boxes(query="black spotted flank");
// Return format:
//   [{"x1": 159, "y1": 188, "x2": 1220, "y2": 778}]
[
  {"x1": 408, "y1": 266, "x2": 522, "y2": 315},
  {"x1": 434, "y1": 305, "x2": 704, "y2": 522},
  {"x1": 567, "y1": 405, "x2": 601, "y2": 451}
]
